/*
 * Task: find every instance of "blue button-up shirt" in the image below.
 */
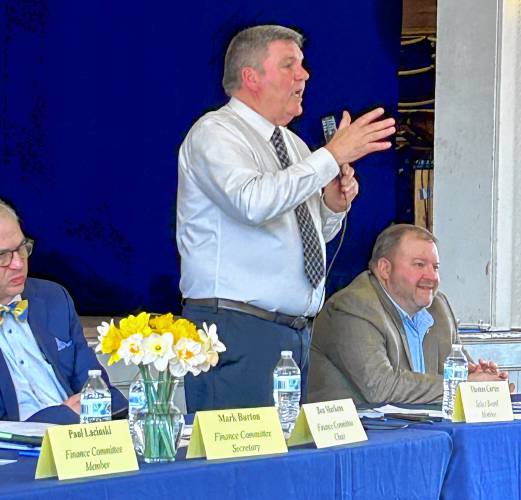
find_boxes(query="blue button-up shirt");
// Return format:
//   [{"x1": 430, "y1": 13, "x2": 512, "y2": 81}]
[
  {"x1": 0, "y1": 295, "x2": 67, "y2": 420},
  {"x1": 384, "y1": 292, "x2": 434, "y2": 373}
]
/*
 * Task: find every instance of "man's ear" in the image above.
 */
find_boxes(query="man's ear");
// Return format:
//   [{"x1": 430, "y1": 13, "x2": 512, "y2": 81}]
[
  {"x1": 377, "y1": 257, "x2": 392, "y2": 280},
  {"x1": 241, "y1": 66, "x2": 259, "y2": 92}
]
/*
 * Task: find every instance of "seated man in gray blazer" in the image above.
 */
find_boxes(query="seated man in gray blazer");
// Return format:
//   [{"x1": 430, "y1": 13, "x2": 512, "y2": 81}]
[{"x1": 308, "y1": 224, "x2": 509, "y2": 405}]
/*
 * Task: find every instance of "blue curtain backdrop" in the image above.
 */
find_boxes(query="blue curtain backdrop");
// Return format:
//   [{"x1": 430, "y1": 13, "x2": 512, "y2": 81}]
[{"x1": 0, "y1": 0, "x2": 402, "y2": 315}]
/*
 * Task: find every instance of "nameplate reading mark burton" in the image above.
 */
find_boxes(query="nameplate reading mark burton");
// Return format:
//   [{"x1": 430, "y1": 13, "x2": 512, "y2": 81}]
[{"x1": 186, "y1": 407, "x2": 287, "y2": 460}]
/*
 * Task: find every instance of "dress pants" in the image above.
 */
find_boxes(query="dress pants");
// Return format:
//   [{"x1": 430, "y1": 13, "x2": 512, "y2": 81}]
[{"x1": 182, "y1": 303, "x2": 311, "y2": 413}]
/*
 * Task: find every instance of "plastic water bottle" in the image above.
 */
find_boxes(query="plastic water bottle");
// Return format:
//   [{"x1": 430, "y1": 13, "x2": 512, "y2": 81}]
[
  {"x1": 441, "y1": 344, "x2": 468, "y2": 420},
  {"x1": 273, "y1": 351, "x2": 301, "y2": 438},
  {"x1": 128, "y1": 372, "x2": 147, "y2": 451},
  {"x1": 80, "y1": 369, "x2": 112, "y2": 424}
]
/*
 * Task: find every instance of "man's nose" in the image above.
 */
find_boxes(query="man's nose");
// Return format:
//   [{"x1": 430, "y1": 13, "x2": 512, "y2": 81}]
[
  {"x1": 297, "y1": 65, "x2": 310, "y2": 81},
  {"x1": 9, "y1": 251, "x2": 25, "y2": 269},
  {"x1": 424, "y1": 266, "x2": 439, "y2": 281}
]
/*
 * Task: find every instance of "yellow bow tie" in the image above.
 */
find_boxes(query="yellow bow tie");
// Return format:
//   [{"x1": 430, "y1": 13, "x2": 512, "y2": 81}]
[{"x1": 0, "y1": 299, "x2": 29, "y2": 325}]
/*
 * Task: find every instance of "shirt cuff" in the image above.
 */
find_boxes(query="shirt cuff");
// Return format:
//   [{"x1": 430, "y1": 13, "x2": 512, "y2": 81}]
[
  {"x1": 308, "y1": 147, "x2": 342, "y2": 186},
  {"x1": 320, "y1": 193, "x2": 350, "y2": 219}
]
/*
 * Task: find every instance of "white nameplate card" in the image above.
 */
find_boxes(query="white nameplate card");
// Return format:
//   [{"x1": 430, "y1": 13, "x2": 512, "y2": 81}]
[
  {"x1": 35, "y1": 420, "x2": 138, "y2": 480},
  {"x1": 453, "y1": 381, "x2": 513, "y2": 423},
  {"x1": 186, "y1": 407, "x2": 287, "y2": 460},
  {"x1": 287, "y1": 398, "x2": 367, "y2": 448}
]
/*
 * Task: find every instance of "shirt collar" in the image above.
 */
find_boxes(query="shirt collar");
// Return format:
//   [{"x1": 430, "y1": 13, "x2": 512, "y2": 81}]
[
  {"x1": 228, "y1": 97, "x2": 278, "y2": 142},
  {"x1": 0, "y1": 294, "x2": 22, "y2": 307},
  {"x1": 379, "y1": 281, "x2": 434, "y2": 328}
]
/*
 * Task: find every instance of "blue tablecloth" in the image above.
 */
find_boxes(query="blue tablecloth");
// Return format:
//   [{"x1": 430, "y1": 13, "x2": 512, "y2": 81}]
[
  {"x1": 0, "y1": 428, "x2": 451, "y2": 500},
  {"x1": 409, "y1": 419, "x2": 521, "y2": 500}
]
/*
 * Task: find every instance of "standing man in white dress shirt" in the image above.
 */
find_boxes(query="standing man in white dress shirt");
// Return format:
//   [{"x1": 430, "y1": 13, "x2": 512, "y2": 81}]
[{"x1": 176, "y1": 25, "x2": 395, "y2": 411}]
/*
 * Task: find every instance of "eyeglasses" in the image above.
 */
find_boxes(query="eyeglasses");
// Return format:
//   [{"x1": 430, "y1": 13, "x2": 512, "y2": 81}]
[{"x1": 0, "y1": 238, "x2": 34, "y2": 267}]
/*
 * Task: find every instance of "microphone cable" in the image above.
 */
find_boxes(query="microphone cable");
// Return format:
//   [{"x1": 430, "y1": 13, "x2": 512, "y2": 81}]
[{"x1": 320, "y1": 114, "x2": 349, "y2": 284}]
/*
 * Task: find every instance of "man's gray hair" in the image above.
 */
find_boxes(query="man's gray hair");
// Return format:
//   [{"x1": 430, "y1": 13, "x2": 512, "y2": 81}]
[
  {"x1": 222, "y1": 25, "x2": 304, "y2": 97},
  {"x1": 369, "y1": 224, "x2": 438, "y2": 271},
  {"x1": 0, "y1": 199, "x2": 19, "y2": 221}
]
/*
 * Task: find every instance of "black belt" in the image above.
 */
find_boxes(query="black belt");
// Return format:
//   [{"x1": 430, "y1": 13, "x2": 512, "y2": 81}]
[{"x1": 183, "y1": 298, "x2": 311, "y2": 330}]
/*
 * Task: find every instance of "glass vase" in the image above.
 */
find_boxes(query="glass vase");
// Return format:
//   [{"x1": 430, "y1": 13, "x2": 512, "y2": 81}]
[{"x1": 133, "y1": 369, "x2": 184, "y2": 463}]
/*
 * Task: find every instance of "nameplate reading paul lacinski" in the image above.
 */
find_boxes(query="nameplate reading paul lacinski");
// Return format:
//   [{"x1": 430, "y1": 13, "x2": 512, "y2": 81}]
[
  {"x1": 186, "y1": 407, "x2": 287, "y2": 460},
  {"x1": 35, "y1": 420, "x2": 138, "y2": 481},
  {"x1": 67, "y1": 425, "x2": 123, "y2": 472}
]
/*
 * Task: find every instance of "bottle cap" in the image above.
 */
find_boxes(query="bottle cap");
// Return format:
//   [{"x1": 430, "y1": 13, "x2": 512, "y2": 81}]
[
  {"x1": 88, "y1": 369, "x2": 102, "y2": 376},
  {"x1": 281, "y1": 350, "x2": 293, "y2": 357}
]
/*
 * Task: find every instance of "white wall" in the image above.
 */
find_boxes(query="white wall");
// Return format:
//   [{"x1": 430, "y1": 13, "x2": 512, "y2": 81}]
[{"x1": 434, "y1": 0, "x2": 521, "y2": 329}]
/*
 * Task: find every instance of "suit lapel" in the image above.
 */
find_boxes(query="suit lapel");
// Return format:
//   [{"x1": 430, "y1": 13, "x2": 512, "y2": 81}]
[
  {"x1": 423, "y1": 329, "x2": 438, "y2": 372},
  {"x1": 0, "y1": 350, "x2": 20, "y2": 420},
  {"x1": 24, "y1": 293, "x2": 73, "y2": 396},
  {"x1": 370, "y1": 274, "x2": 415, "y2": 370}
]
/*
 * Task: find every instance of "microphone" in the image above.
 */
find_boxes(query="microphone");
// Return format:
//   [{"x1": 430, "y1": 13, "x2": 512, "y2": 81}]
[
  {"x1": 322, "y1": 115, "x2": 341, "y2": 180},
  {"x1": 321, "y1": 114, "x2": 348, "y2": 282},
  {"x1": 321, "y1": 115, "x2": 337, "y2": 144}
]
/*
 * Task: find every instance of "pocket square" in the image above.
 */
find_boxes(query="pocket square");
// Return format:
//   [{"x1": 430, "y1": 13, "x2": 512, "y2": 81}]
[{"x1": 55, "y1": 338, "x2": 73, "y2": 351}]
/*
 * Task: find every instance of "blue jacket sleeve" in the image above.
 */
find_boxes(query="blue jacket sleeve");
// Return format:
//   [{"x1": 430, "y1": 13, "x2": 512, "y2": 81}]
[{"x1": 63, "y1": 287, "x2": 128, "y2": 418}]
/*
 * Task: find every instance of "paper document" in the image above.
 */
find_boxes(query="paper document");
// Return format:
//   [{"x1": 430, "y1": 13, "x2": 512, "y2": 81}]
[
  {"x1": 357, "y1": 409, "x2": 385, "y2": 419},
  {"x1": 373, "y1": 404, "x2": 443, "y2": 419},
  {"x1": 0, "y1": 459, "x2": 17, "y2": 466},
  {"x1": 0, "y1": 441, "x2": 41, "y2": 451},
  {"x1": 0, "y1": 421, "x2": 54, "y2": 437},
  {"x1": 178, "y1": 424, "x2": 193, "y2": 449}
]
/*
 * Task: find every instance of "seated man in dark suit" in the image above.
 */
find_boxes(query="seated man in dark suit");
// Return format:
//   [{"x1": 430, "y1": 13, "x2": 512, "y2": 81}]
[
  {"x1": 0, "y1": 199, "x2": 126, "y2": 423},
  {"x1": 308, "y1": 224, "x2": 509, "y2": 405}
]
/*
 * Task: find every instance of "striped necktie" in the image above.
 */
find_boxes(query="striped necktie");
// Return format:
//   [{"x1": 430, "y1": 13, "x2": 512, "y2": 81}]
[
  {"x1": 0, "y1": 300, "x2": 29, "y2": 326},
  {"x1": 271, "y1": 126, "x2": 325, "y2": 288}
]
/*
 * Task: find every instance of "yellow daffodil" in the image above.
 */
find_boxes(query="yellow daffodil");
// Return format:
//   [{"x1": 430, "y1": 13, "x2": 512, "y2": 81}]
[
  {"x1": 149, "y1": 313, "x2": 176, "y2": 333},
  {"x1": 119, "y1": 312, "x2": 152, "y2": 338},
  {"x1": 108, "y1": 351, "x2": 121, "y2": 366},
  {"x1": 96, "y1": 312, "x2": 223, "y2": 377},
  {"x1": 171, "y1": 318, "x2": 200, "y2": 344},
  {"x1": 97, "y1": 321, "x2": 123, "y2": 355}
]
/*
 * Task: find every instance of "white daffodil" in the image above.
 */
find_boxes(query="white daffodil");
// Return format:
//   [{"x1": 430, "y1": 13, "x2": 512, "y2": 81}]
[
  {"x1": 197, "y1": 322, "x2": 226, "y2": 367},
  {"x1": 200, "y1": 322, "x2": 226, "y2": 352},
  {"x1": 142, "y1": 332, "x2": 176, "y2": 372},
  {"x1": 95, "y1": 320, "x2": 113, "y2": 352},
  {"x1": 117, "y1": 333, "x2": 145, "y2": 365},
  {"x1": 169, "y1": 337, "x2": 208, "y2": 377}
]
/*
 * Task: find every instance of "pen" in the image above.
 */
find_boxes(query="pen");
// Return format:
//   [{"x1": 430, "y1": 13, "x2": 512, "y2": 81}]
[
  {"x1": 383, "y1": 413, "x2": 437, "y2": 423},
  {"x1": 384, "y1": 412, "x2": 430, "y2": 417},
  {"x1": 0, "y1": 431, "x2": 42, "y2": 446},
  {"x1": 18, "y1": 450, "x2": 40, "y2": 457}
]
